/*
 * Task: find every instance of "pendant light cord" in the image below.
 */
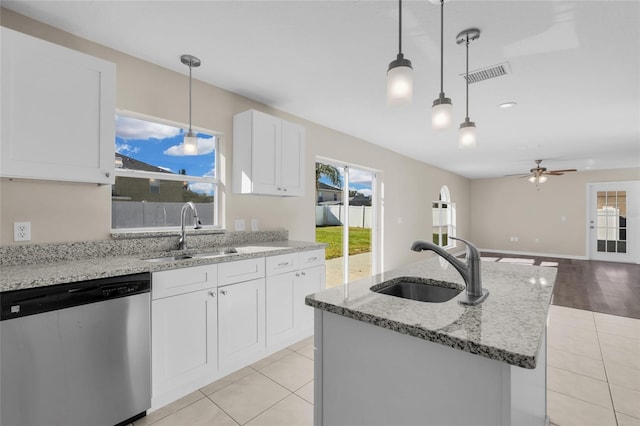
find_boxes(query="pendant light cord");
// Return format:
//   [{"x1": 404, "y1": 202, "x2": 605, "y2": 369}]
[
  {"x1": 440, "y1": 0, "x2": 444, "y2": 95},
  {"x1": 399, "y1": 0, "x2": 403, "y2": 54},
  {"x1": 188, "y1": 59, "x2": 193, "y2": 133},
  {"x1": 465, "y1": 34, "x2": 469, "y2": 119}
]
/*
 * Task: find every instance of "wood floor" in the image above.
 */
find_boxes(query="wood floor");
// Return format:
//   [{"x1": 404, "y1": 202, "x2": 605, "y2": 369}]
[{"x1": 481, "y1": 252, "x2": 640, "y2": 319}]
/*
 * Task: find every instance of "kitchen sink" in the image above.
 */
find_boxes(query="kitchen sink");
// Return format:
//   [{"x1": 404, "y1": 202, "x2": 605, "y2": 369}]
[
  {"x1": 143, "y1": 248, "x2": 238, "y2": 263},
  {"x1": 371, "y1": 277, "x2": 461, "y2": 303}
]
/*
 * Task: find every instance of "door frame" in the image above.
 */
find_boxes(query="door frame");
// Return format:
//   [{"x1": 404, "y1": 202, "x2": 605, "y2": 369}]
[
  {"x1": 586, "y1": 180, "x2": 640, "y2": 264},
  {"x1": 316, "y1": 157, "x2": 380, "y2": 284}
]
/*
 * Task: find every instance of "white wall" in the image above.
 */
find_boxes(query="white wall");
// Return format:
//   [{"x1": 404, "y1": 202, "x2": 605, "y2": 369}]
[
  {"x1": 0, "y1": 9, "x2": 470, "y2": 272},
  {"x1": 469, "y1": 168, "x2": 640, "y2": 258}
]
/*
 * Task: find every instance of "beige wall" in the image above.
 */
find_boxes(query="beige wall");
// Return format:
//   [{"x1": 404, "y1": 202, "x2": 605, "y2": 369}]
[
  {"x1": 469, "y1": 168, "x2": 640, "y2": 258},
  {"x1": 0, "y1": 9, "x2": 471, "y2": 271}
]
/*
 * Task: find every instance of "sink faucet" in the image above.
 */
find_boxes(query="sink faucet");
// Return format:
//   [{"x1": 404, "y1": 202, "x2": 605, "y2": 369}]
[
  {"x1": 411, "y1": 237, "x2": 489, "y2": 305},
  {"x1": 178, "y1": 202, "x2": 202, "y2": 250}
]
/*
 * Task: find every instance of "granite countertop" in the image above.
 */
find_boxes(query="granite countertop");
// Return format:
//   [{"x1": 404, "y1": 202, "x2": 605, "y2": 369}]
[
  {"x1": 0, "y1": 240, "x2": 325, "y2": 292},
  {"x1": 306, "y1": 256, "x2": 556, "y2": 369}
]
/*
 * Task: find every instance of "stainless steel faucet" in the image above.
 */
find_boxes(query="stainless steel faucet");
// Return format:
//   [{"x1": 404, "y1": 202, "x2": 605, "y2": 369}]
[
  {"x1": 411, "y1": 236, "x2": 489, "y2": 305},
  {"x1": 178, "y1": 202, "x2": 202, "y2": 250}
]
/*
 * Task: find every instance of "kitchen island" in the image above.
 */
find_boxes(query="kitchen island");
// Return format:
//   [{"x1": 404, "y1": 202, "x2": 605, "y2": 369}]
[{"x1": 306, "y1": 256, "x2": 556, "y2": 426}]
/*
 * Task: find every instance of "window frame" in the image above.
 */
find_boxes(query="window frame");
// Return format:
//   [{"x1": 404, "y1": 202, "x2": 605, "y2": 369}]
[
  {"x1": 433, "y1": 186, "x2": 456, "y2": 249},
  {"x1": 112, "y1": 110, "x2": 222, "y2": 232}
]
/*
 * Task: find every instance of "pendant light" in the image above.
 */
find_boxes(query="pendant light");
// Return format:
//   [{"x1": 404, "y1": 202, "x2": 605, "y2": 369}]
[
  {"x1": 431, "y1": 0, "x2": 452, "y2": 130},
  {"x1": 456, "y1": 29, "x2": 480, "y2": 148},
  {"x1": 387, "y1": 0, "x2": 413, "y2": 104},
  {"x1": 181, "y1": 54, "x2": 201, "y2": 155}
]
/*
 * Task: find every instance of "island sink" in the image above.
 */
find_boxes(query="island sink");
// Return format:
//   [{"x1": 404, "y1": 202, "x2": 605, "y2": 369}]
[{"x1": 372, "y1": 277, "x2": 461, "y2": 303}]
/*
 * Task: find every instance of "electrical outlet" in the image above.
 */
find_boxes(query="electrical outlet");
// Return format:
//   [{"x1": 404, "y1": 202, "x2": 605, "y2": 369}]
[
  {"x1": 251, "y1": 219, "x2": 259, "y2": 232},
  {"x1": 14, "y1": 222, "x2": 31, "y2": 242},
  {"x1": 234, "y1": 219, "x2": 245, "y2": 232}
]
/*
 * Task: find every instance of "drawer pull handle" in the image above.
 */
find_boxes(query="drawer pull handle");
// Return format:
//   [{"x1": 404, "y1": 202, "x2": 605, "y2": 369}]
[
  {"x1": 220, "y1": 290, "x2": 228, "y2": 295},
  {"x1": 308, "y1": 256, "x2": 318, "y2": 261},
  {"x1": 208, "y1": 291, "x2": 216, "y2": 297},
  {"x1": 301, "y1": 271, "x2": 306, "y2": 276},
  {"x1": 296, "y1": 273, "x2": 300, "y2": 277},
  {"x1": 278, "y1": 262, "x2": 290, "y2": 267}
]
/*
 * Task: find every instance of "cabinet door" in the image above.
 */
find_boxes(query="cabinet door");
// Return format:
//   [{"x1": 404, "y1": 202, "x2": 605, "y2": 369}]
[
  {"x1": 280, "y1": 121, "x2": 306, "y2": 196},
  {"x1": 218, "y1": 278, "x2": 266, "y2": 371},
  {"x1": 266, "y1": 272, "x2": 296, "y2": 349},
  {"x1": 1, "y1": 28, "x2": 115, "y2": 184},
  {"x1": 295, "y1": 265, "x2": 326, "y2": 331},
  {"x1": 251, "y1": 112, "x2": 281, "y2": 194},
  {"x1": 152, "y1": 289, "x2": 217, "y2": 397}
]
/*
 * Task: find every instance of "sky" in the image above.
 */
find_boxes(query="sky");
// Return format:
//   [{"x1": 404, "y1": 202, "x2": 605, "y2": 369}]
[
  {"x1": 318, "y1": 165, "x2": 373, "y2": 197},
  {"x1": 115, "y1": 115, "x2": 215, "y2": 178}
]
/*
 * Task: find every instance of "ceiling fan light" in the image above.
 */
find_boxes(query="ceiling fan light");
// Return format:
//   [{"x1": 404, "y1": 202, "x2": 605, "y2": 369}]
[
  {"x1": 528, "y1": 176, "x2": 536, "y2": 183},
  {"x1": 432, "y1": 95, "x2": 453, "y2": 130},
  {"x1": 183, "y1": 131, "x2": 198, "y2": 155},
  {"x1": 458, "y1": 118, "x2": 476, "y2": 148},
  {"x1": 538, "y1": 175, "x2": 548, "y2": 183},
  {"x1": 387, "y1": 55, "x2": 413, "y2": 104}
]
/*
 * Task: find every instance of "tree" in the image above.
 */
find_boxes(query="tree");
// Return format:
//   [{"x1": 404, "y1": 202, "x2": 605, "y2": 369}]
[{"x1": 316, "y1": 162, "x2": 341, "y2": 190}]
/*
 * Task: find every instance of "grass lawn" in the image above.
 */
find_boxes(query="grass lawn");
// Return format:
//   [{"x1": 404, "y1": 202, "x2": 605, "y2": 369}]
[{"x1": 316, "y1": 226, "x2": 371, "y2": 260}]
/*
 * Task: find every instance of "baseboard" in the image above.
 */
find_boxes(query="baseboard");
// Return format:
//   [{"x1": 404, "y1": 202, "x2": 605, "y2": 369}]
[{"x1": 478, "y1": 248, "x2": 588, "y2": 261}]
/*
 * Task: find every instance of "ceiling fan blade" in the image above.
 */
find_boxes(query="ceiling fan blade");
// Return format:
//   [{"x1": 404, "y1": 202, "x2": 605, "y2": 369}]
[
  {"x1": 518, "y1": 174, "x2": 534, "y2": 179},
  {"x1": 505, "y1": 173, "x2": 530, "y2": 177},
  {"x1": 544, "y1": 172, "x2": 565, "y2": 176},
  {"x1": 547, "y1": 169, "x2": 577, "y2": 173}
]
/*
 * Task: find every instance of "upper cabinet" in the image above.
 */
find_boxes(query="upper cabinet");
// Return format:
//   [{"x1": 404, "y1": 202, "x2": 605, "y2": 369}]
[
  {"x1": 233, "y1": 109, "x2": 305, "y2": 196},
  {"x1": 1, "y1": 27, "x2": 116, "y2": 185}
]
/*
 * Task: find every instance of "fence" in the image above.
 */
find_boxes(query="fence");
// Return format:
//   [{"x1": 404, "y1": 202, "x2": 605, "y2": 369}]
[
  {"x1": 112, "y1": 201, "x2": 214, "y2": 229},
  {"x1": 316, "y1": 205, "x2": 372, "y2": 228}
]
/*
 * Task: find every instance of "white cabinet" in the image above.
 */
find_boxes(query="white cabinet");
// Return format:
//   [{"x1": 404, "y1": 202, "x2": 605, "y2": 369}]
[
  {"x1": 233, "y1": 109, "x2": 305, "y2": 196},
  {"x1": 0, "y1": 27, "x2": 116, "y2": 185},
  {"x1": 150, "y1": 249, "x2": 323, "y2": 410},
  {"x1": 218, "y1": 278, "x2": 266, "y2": 372},
  {"x1": 151, "y1": 265, "x2": 218, "y2": 409},
  {"x1": 266, "y1": 250, "x2": 325, "y2": 350}
]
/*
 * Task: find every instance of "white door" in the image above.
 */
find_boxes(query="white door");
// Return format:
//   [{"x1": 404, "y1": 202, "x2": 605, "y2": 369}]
[
  {"x1": 265, "y1": 272, "x2": 296, "y2": 348},
  {"x1": 251, "y1": 111, "x2": 280, "y2": 194},
  {"x1": 294, "y1": 265, "x2": 326, "y2": 330},
  {"x1": 218, "y1": 278, "x2": 265, "y2": 371},
  {"x1": 588, "y1": 181, "x2": 640, "y2": 263}
]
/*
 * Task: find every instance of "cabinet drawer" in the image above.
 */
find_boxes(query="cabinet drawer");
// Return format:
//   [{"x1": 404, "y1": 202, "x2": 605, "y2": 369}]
[
  {"x1": 266, "y1": 253, "x2": 298, "y2": 276},
  {"x1": 152, "y1": 265, "x2": 217, "y2": 300},
  {"x1": 297, "y1": 249, "x2": 325, "y2": 268},
  {"x1": 218, "y1": 258, "x2": 265, "y2": 285}
]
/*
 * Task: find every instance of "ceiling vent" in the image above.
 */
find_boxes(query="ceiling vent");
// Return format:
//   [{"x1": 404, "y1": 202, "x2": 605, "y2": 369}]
[{"x1": 460, "y1": 61, "x2": 511, "y2": 84}]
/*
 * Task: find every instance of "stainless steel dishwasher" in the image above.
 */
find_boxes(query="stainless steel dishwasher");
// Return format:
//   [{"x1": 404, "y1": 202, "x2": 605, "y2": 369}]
[{"x1": 0, "y1": 273, "x2": 151, "y2": 426}]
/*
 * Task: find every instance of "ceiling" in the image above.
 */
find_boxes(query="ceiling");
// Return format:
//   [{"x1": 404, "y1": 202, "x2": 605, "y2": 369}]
[{"x1": 3, "y1": 0, "x2": 639, "y2": 179}]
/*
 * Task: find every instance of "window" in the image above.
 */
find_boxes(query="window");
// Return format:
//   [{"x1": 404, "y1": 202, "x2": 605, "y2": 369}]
[
  {"x1": 112, "y1": 113, "x2": 220, "y2": 230},
  {"x1": 432, "y1": 186, "x2": 455, "y2": 248}
]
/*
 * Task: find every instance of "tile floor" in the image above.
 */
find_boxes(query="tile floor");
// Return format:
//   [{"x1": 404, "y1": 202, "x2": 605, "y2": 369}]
[
  {"x1": 134, "y1": 337, "x2": 315, "y2": 426},
  {"x1": 547, "y1": 305, "x2": 640, "y2": 426},
  {"x1": 134, "y1": 305, "x2": 640, "y2": 426}
]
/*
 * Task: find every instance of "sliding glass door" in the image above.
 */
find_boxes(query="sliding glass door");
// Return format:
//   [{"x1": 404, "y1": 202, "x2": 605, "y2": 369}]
[{"x1": 315, "y1": 160, "x2": 377, "y2": 287}]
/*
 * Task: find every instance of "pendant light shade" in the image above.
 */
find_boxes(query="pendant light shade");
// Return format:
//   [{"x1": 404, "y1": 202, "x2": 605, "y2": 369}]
[
  {"x1": 459, "y1": 118, "x2": 477, "y2": 148},
  {"x1": 456, "y1": 29, "x2": 480, "y2": 148},
  {"x1": 387, "y1": 0, "x2": 413, "y2": 104},
  {"x1": 529, "y1": 175, "x2": 548, "y2": 184},
  {"x1": 432, "y1": 0, "x2": 452, "y2": 130},
  {"x1": 181, "y1": 54, "x2": 201, "y2": 156}
]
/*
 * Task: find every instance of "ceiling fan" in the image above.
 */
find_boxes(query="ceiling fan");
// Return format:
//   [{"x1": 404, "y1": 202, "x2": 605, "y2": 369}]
[{"x1": 511, "y1": 160, "x2": 577, "y2": 184}]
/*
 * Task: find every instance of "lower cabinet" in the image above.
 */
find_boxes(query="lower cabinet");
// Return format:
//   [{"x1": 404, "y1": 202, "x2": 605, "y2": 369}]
[
  {"x1": 295, "y1": 265, "x2": 325, "y2": 331},
  {"x1": 218, "y1": 277, "x2": 266, "y2": 372},
  {"x1": 151, "y1": 265, "x2": 218, "y2": 409},
  {"x1": 266, "y1": 250, "x2": 326, "y2": 351},
  {"x1": 150, "y1": 249, "x2": 325, "y2": 411}
]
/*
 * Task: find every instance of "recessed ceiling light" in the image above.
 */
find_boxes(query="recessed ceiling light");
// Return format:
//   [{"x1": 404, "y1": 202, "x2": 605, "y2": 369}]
[{"x1": 498, "y1": 102, "x2": 518, "y2": 109}]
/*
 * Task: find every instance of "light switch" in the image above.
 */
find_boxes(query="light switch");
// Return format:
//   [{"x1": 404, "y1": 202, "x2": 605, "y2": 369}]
[{"x1": 234, "y1": 219, "x2": 245, "y2": 232}]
